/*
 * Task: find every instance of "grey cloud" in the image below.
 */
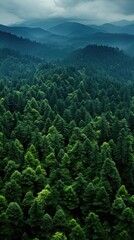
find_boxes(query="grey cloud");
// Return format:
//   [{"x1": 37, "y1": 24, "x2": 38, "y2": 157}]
[
  {"x1": 54, "y1": 0, "x2": 93, "y2": 7},
  {"x1": 108, "y1": 0, "x2": 134, "y2": 15},
  {"x1": 118, "y1": 0, "x2": 134, "y2": 14},
  {"x1": 0, "y1": 0, "x2": 134, "y2": 26}
]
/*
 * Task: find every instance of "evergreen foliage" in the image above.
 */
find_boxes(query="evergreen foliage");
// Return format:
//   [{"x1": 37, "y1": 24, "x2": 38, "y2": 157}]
[{"x1": 0, "y1": 47, "x2": 134, "y2": 239}]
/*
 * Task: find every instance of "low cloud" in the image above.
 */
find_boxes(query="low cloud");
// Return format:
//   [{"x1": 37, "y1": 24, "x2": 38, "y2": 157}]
[
  {"x1": 0, "y1": 0, "x2": 134, "y2": 25},
  {"x1": 54, "y1": 0, "x2": 93, "y2": 8}
]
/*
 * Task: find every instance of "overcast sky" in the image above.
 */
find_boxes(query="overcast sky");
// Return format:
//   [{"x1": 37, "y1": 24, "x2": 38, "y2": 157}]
[{"x1": 0, "y1": 0, "x2": 134, "y2": 25}]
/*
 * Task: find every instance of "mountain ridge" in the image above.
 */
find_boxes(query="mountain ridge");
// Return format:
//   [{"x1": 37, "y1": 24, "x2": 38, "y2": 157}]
[
  {"x1": 0, "y1": 24, "x2": 66, "y2": 44},
  {"x1": 48, "y1": 22, "x2": 97, "y2": 36},
  {"x1": 1, "y1": 21, "x2": 134, "y2": 59}
]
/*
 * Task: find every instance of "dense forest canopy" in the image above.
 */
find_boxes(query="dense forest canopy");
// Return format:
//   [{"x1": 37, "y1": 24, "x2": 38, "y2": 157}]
[{"x1": 0, "y1": 46, "x2": 134, "y2": 239}]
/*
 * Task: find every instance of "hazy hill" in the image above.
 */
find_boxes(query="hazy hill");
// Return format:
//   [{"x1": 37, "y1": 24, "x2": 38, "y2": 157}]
[
  {"x1": 1, "y1": 23, "x2": 134, "y2": 60},
  {"x1": 67, "y1": 32, "x2": 134, "y2": 49},
  {"x1": 0, "y1": 30, "x2": 48, "y2": 57},
  {"x1": 48, "y1": 22, "x2": 97, "y2": 37},
  {"x1": 97, "y1": 23, "x2": 134, "y2": 35},
  {"x1": 7, "y1": 21, "x2": 134, "y2": 51},
  {"x1": 125, "y1": 44, "x2": 134, "y2": 57},
  {"x1": 66, "y1": 44, "x2": 134, "y2": 80},
  {"x1": 111, "y1": 20, "x2": 134, "y2": 26},
  {"x1": 123, "y1": 24, "x2": 134, "y2": 35},
  {"x1": 0, "y1": 31, "x2": 69, "y2": 59},
  {"x1": 90, "y1": 32, "x2": 134, "y2": 48},
  {"x1": 48, "y1": 22, "x2": 134, "y2": 49},
  {"x1": 17, "y1": 17, "x2": 69, "y2": 29},
  {"x1": 97, "y1": 24, "x2": 123, "y2": 33},
  {"x1": 0, "y1": 24, "x2": 66, "y2": 44}
]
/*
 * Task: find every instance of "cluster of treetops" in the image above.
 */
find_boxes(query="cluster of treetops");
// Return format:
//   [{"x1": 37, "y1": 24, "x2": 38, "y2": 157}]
[{"x1": 0, "y1": 48, "x2": 134, "y2": 239}]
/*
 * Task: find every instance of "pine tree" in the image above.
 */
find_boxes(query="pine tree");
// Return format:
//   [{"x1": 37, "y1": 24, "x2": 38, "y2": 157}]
[
  {"x1": 85, "y1": 212, "x2": 106, "y2": 239},
  {"x1": 100, "y1": 158, "x2": 121, "y2": 197},
  {"x1": 27, "y1": 199, "x2": 44, "y2": 236},
  {"x1": 69, "y1": 219, "x2": 86, "y2": 240},
  {"x1": 53, "y1": 207, "x2": 68, "y2": 232},
  {"x1": 6, "y1": 202, "x2": 23, "y2": 239},
  {"x1": 63, "y1": 185, "x2": 79, "y2": 210},
  {"x1": 94, "y1": 186, "x2": 111, "y2": 213},
  {"x1": 4, "y1": 179, "x2": 22, "y2": 204},
  {"x1": 82, "y1": 182, "x2": 96, "y2": 215}
]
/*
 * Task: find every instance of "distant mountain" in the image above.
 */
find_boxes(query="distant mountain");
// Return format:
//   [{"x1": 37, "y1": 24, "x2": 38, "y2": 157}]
[
  {"x1": 125, "y1": 44, "x2": 134, "y2": 57},
  {"x1": 0, "y1": 31, "x2": 68, "y2": 59},
  {"x1": 0, "y1": 30, "x2": 47, "y2": 57},
  {"x1": 111, "y1": 20, "x2": 134, "y2": 26},
  {"x1": 97, "y1": 23, "x2": 134, "y2": 35},
  {"x1": 47, "y1": 22, "x2": 134, "y2": 49},
  {"x1": 122, "y1": 24, "x2": 134, "y2": 35},
  {"x1": 6, "y1": 21, "x2": 134, "y2": 50},
  {"x1": 66, "y1": 45, "x2": 134, "y2": 80},
  {"x1": 97, "y1": 24, "x2": 123, "y2": 33},
  {"x1": 68, "y1": 32, "x2": 134, "y2": 49},
  {"x1": 16, "y1": 18, "x2": 69, "y2": 29},
  {"x1": 48, "y1": 22, "x2": 97, "y2": 37},
  {"x1": 1, "y1": 22, "x2": 134, "y2": 60},
  {"x1": 0, "y1": 24, "x2": 66, "y2": 45}
]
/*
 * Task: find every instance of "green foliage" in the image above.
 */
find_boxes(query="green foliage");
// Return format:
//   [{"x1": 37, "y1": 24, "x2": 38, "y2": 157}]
[
  {"x1": 23, "y1": 151, "x2": 40, "y2": 169},
  {"x1": 85, "y1": 212, "x2": 106, "y2": 239},
  {"x1": 10, "y1": 170, "x2": 22, "y2": 184},
  {"x1": 6, "y1": 202, "x2": 23, "y2": 225},
  {"x1": 111, "y1": 197, "x2": 126, "y2": 217},
  {"x1": 0, "y1": 212, "x2": 10, "y2": 239},
  {"x1": 4, "y1": 179, "x2": 22, "y2": 203},
  {"x1": 117, "y1": 230, "x2": 131, "y2": 240},
  {"x1": 51, "y1": 232, "x2": 67, "y2": 240},
  {"x1": 100, "y1": 158, "x2": 121, "y2": 196},
  {"x1": 94, "y1": 186, "x2": 111, "y2": 213},
  {"x1": 41, "y1": 213, "x2": 53, "y2": 232},
  {"x1": 69, "y1": 219, "x2": 86, "y2": 240},
  {"x1": 27, "y1": 199, "x2": 44, "y2": 238},
  {"x1": 21, "y1": 167, "x2": 37, "y2": 193},
  {"x1": 22, "y1": 191, "x2": 34, "y2": 213},
  {"x1": 53, "y1": 207, "x2": 68, "y2": 232},
  {"x1": 63, "y1": 185, "x2": 79, "y2": 210},
  {"x1": 0, "y1": 195, "x2": 7, "y2": 213}
]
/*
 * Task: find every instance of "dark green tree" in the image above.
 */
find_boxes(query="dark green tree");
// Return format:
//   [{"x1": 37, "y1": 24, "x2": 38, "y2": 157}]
[
  {"x1": 100, "y1": 158, "x2": 121, "y2": 197},
  {"x1": 85, "y1": 212, "x2": 106, "y2": 239}
]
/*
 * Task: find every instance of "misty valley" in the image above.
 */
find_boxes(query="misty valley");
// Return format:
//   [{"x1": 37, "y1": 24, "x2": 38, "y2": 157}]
[
  {"x1": 0, "y1": 19, "x2": 134, "y2": 240},
  {"x1": 0, "y1": 21, "x2": 134, "y2": 59}
]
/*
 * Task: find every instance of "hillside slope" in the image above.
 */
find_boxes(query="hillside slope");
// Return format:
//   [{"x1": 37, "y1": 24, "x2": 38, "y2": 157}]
[
  {"x1": 0, "y1": 31, "x2": 69, "y2": 59},
  {"x1": 66, "y1": 44, "x2": 134, "y2": 80}
]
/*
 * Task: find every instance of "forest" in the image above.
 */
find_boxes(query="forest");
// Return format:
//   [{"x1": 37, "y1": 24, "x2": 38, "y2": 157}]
[{"x1": 0, "y1": 46, "x2": 134, "y2": 240}]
